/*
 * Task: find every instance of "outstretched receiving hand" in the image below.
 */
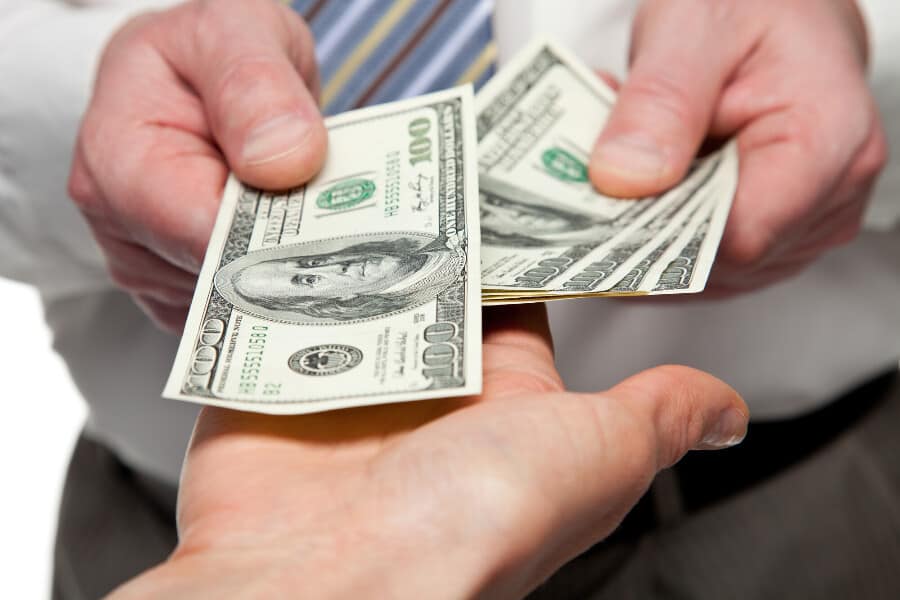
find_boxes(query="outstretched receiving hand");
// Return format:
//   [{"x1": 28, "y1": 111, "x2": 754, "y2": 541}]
[{"x1": 110, "y1": 306, "x2": 747, "y2": 600}]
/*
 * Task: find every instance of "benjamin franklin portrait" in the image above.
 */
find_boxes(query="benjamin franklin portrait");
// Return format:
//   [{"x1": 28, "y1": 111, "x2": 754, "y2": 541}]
[
  {"x1": 214, "y1": 233, "x2": 462, "y2": 325},
  {"x1": 480, "y1": 191, "x2": 617, "y2": 248}
]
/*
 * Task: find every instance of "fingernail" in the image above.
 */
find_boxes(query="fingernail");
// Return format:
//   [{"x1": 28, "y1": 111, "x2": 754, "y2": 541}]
[
  {"x1": 242, "y1": 113, "x2": 311, "y2": 166},
  {"x1": 697, "y1": 408, "x2": 748, "y2": 450},
  {"x1": 592, "y1": 133, "x2": 668, "y2": 180}
]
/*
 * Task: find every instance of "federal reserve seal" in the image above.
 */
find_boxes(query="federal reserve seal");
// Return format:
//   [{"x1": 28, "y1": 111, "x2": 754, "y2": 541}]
[{"x1": 288, "y1": 344, "x2": 364, "y2": 376}]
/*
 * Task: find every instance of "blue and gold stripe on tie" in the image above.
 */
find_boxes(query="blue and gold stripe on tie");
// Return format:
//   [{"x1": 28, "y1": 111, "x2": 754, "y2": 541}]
[{"x1": 289, "y1": 0, "x2": 496, "y2": 116}]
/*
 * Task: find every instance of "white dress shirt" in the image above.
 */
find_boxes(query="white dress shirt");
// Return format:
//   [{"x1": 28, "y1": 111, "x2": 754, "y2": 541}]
[{"x1": 1, "y1": 0, "x2": 899, "y2": 484}]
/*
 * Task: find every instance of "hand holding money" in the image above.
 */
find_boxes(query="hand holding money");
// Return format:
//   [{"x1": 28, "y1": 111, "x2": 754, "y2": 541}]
[
  {"x1": 68, "y1": 0, "x2": 325, "y2": 331},
  {"x1": 591, "y1": 0, "x2": 886, "y2": 292},
  {"x1": 112, "y1": 306, "x2": 748, "y2": 600},
  {"x1": 165, "y1": 86, "x2": 482, "y2": 413},
  {"x1": 74, "y1": 0, "x2": 882, "y2": 417},
  {"x1": 478, "y1": 41, "x2": 738, "y2": 301},
  {"x1": 164, "y1": 42, "x2": 736, "y2": 413}
]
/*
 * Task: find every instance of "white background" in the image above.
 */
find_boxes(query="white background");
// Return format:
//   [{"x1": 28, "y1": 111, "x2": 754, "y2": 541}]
[{"x1": 0, "y1": 280, "x2": 85, "y2": 599}]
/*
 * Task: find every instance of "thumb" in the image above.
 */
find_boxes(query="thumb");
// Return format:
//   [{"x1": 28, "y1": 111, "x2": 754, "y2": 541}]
[
  {"x1": 504, "y1": 365, "x2": 747, "y2": 596},
  {"x1": 606, "y1": 365, "x2": 749, "y2": 471},
  {"x1": 164, "y1": 1, "x2": 327, "y2": 190},
  {"x1": 590, "y1": 1, "x2": 750, "y2": 197}
]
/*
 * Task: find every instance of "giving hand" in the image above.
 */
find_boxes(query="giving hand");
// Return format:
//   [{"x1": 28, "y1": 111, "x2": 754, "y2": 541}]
[
  {"x1": 69, "y1": 0, "x2": 327, "y2": 331},
  {"x1": 592, "y1": 0, "x2": 887, "y2": 292}
]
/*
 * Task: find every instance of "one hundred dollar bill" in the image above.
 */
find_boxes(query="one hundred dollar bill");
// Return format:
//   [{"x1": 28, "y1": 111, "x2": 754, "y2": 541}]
[
  {"x1": 165, "y1": 87, "x2": 481, "y2": 414},
  {"x1": 476, "y1": 39, "x2": 738, "y2": 301}
]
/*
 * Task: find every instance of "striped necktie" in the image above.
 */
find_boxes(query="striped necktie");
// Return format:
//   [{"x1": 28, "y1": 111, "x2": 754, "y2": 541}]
[{"x1": 288, "y1": 0, "x2": 497, "y2": 116}]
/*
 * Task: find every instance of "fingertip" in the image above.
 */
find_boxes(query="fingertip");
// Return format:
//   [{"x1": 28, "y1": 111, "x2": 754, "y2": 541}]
[
  {"x1": 236, "y1": 114, "x2": 328, "y2": 190},
  {"x1": 589, "y1": 133, "x2": 679, "y2": 198},
  {"x1": 611, "y1": 364, "x2": 747, "y2": 466},
  {"x1": 660, "y1": 366, "x2": 747, "y2": 452},
  {"x1": 694, "y1": 406, "x2": 748, "y2": 451}
]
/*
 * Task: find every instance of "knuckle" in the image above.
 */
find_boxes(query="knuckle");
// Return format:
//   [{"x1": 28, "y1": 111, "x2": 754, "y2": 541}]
[
  {"x1": 68, "y1": 138, "x2": 106, "y2": 216},
  {"x1": 215, "y1": 55, "x2": 274, "y2": 97},
  {"x1": 834, "y1": 228, "x2": 860, "y2": 247},
  {"x1": 213, "y1": 56, "x2": 292, "y2": 117},
  {"x1": 190, "y1": 0, "x2": 218, "y2": 47},
  {"x1": 721, "y1": 225, "x2": 774, "y2": 269},
  {"x1": 156, "y1": 289, "x2": 192, "y2": 307},
  {"x1": 276, "y1": 0, "x2": 313, "y2": 36},
  {"x1": 278, "y1": 5, "x2": 318, "y2": 85},
  {"x1": 786, "y1": 109, "x2": 829, "y2": 159},
  {"x1": 190, "y1": 0, "x2": 241, "y2": 56},
  {"x1": 135, "y1": 295, "x2": 182, "y2": 333},
  {"x1": 629, "y1": 74, "x2": 697, "y2": 123},
  {"x1": 67, "y1": 166, "x2": 96, "y2": 212},
  {"x1": 831, "y1": 220, "x2": 863, "y2": 247},
  {"x1": 608, "y1": 364, "x2": 711, "y2": 473},
  {"x1": 109, "y1": 269, "x2": 186, "y2": 305},
  {"x1": 104, "y1": 12, "x2": 155, "y2": 54},
  {"x1": 108, "y1": 266, "x2": 142, "y2": 292},
  {"x1": 645, "y1": 365, "x2": 708, "y2": 467},
  {"x1": 602, "y1": 403, "x2": 658, "y2": 485},
  {"x1": 192, "y1": 0, "x2": 290, "y2": 60},
  {"x1": 854, "y1": 127, "x2": 889, "y2": 182},
  {"x1": 78, "y1": 118, "x2": 104, "y2": 161},
  {"x1": 623, "y1": 73, "x2": 701, "y2": 143},
  {"x1": 188, "y1": 1, "x2": 313, "y2": 126},
  {"x1": 628, "y1": 422, "x2": 660, "y2": 476},
  {"x1": 623, "y1": 434, "x2": 658, "y2": 492},
  {"x1": 702, "y1": 0, "x2": 739, "y2": 24}
]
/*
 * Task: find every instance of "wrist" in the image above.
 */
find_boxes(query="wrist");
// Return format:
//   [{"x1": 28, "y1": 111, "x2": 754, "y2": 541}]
[
  {"x1": 297, "y1": 515, "x2": 514, "y2": 599},
  {"x1": 279, "y1": 503, "x2": 553, "y2": 599},
  {"x1": 115, "y1": 516, "x2": 523, "y2": 599}
]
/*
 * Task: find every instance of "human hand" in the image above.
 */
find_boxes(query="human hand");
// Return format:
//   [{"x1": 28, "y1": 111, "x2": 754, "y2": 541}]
[
  {"x1": 109, "y1": 306, "x2": 747, "y2": 599},
  {"x1": 68, "y1": 0, "x2": 327, "y2": 331},
  {"x1": 591, "y1": 0, "x2": 888, "y2": 293}
]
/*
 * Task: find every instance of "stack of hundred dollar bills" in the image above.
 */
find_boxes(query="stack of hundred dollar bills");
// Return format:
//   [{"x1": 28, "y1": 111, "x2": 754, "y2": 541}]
[{"x1": 164, "y1": 39, "x2": 737, "y2": 414}]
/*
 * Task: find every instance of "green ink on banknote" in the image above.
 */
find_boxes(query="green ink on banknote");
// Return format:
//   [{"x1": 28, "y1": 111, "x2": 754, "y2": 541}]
[
  {"x1": 317, "y1": 178, "x2": 376, "y2": 211},
  {"x1": 541, "y1": 147, "x2": 588, "y2": 182}
]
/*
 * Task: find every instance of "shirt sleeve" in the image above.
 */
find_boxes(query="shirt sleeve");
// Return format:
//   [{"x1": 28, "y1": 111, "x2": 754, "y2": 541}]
[
  {"x1": 855, "y1": 0, "x2": 900, "y2": 230},
  {"x1": 0, "y1": 0, "x2": 177, "y2": 299}
]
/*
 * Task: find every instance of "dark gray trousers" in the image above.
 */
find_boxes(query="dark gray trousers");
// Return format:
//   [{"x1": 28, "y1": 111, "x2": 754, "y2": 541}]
[
  {"x1": 54, "y1": 372, "x2": 900, "y2": 599},
  {"x1": 52, "y1": 439, "x2": 176, "y2": 600}
]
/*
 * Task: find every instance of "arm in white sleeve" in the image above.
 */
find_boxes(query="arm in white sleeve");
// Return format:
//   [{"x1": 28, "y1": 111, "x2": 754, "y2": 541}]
[
  {"x1": 855, "y1": 0, "x2": 900, "y2": 230},
  {"x1": 0, "y1": 0, "x2": 178, "y2": 299}
]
